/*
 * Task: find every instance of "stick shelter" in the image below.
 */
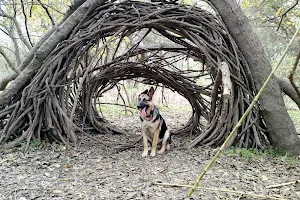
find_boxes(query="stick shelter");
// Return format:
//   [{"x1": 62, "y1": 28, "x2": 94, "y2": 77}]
[{"x1": 0, "y1": 1, "x2": 269, "y2": 149}]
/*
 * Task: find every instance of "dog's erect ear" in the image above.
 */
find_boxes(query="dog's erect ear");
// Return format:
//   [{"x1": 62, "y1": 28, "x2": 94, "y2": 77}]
[
  {"x1": 148, "y1": 87, "x2": 155, "y2": 99},
  {"x1": 141, "y1": 89, "x2": 148, "y2": 95}
]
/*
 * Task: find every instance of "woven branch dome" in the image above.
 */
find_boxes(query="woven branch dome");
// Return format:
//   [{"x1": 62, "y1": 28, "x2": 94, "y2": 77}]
[{"x1": 0, "y1": 1, "x2": 269, "y2": 149}]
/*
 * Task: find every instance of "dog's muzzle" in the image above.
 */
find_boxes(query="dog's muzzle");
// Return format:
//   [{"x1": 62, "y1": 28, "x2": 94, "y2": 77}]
[
  {"x1": 137, "y1": 101, "x2": 149, "y2": 110},
  {"x1": 137, "y1": 101, "x2": 149, "y2": 118}
]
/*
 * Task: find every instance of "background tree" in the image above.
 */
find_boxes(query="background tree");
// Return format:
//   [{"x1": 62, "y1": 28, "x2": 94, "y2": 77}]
[
  {"x1": 208, "y1": 0, "x2": 300, "y2": 154},
  {"x1": 0, "y1": 0, "x2": 69, "y2": 90},
  {"x1": 241, "y1": 0, "x2": 300, "y2": 108}
]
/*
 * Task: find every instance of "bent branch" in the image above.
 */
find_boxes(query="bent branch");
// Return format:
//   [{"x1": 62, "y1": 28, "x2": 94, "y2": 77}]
[{"x1": 276, "y1": 77, "x2": 300, "y2": 109}]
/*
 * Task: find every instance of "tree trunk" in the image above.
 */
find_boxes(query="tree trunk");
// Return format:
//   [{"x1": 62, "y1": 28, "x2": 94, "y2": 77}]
[{"x1": 209, "y1": 0, "x2": 300, "y2": 155}]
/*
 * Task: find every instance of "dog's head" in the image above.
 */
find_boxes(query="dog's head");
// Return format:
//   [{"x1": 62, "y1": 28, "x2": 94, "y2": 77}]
[{"x1": 137, "y1": 87, "x2": 155, "y2": 118}]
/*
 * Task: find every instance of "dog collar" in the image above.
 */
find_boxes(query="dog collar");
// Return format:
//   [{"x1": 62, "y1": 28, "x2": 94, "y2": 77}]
[
  {"x1": 146, "y1": 110, "x2": 154, "y2": 121},
  {"x1": 144, "y1": 114, "x2": 153, "y2": 121},
  {"x1": 146, "y1": 110, "x2": 160, "y2": 122},
  {"x1": 140, "y1": 106, "x2": 160, "y2": 122}
]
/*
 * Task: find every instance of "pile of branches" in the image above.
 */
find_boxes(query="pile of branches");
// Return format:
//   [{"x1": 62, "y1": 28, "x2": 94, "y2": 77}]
[{"x1": 0, "y1": 0, "x2": 269, "y2": 149}]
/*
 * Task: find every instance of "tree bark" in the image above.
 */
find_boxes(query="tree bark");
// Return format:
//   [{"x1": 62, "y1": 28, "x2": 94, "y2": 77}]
[{"x1": 209, "y1": 0, "x2": 300, "y2": 155}]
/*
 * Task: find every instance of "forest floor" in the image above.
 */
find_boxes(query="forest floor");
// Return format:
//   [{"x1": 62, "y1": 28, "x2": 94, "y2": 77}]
[{"x1": 1, "y1": 108, "x2": 300, "y2": 200}]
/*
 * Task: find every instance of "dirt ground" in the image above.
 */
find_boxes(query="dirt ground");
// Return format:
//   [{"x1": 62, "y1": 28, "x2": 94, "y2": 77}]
[{"x1": 1, "y1": 112, "x2": 300, "y2": 200}]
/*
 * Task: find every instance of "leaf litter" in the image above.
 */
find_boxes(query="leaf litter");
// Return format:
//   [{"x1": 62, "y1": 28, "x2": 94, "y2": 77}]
[{"x1": 0, "y1": 112, "x2": 300, "y2": 200}]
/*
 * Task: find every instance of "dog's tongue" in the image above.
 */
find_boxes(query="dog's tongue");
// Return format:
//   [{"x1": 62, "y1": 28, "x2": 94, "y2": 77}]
[{"x1": 140, "y1": 107, "x2": 147, "y2": 118}]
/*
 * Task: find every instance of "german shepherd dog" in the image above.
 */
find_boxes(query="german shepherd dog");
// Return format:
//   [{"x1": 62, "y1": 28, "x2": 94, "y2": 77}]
[{"x1": 137, "y1": 87, "x2": 171, "y2": 157}]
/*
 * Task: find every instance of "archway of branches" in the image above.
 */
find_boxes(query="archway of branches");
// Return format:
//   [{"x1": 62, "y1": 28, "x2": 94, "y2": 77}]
[{"x1": 0, "y1": 1, "x2": 269, "y2": 149}]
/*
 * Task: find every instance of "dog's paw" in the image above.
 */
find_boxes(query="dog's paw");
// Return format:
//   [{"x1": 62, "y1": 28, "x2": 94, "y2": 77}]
[
  {"x1": 142, "y1": 152, "x2": 148, "y2": 157},
  {"x1": 158, "y1": 149, "x2": 165, "y2": 154},
  {"x1": 150, "y1": 152, "x2": 156, "y2": 157}
]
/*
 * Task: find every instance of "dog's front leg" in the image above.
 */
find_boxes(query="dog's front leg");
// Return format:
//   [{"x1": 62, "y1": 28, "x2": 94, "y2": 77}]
[
  {"x1": 142, "y1": 129, "x2": 149, "y2": 157},
  {"x1": 150, "y1": 129, "x2": 159, "y2": 157}
]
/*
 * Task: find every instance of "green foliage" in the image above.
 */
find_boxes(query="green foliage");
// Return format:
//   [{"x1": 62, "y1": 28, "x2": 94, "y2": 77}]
[
  {"x1": 20, "y1": 139, "x2": 44, "y2": 151},
  {"x1": 240, "y1": 0, "x2": 299, "y2": 68},
  {"x1": 226, "y1": 147, "x2": 262, "y2": 161},
  {"x1": 225, "y1": 147, "x2": 296, "y2": 166}
]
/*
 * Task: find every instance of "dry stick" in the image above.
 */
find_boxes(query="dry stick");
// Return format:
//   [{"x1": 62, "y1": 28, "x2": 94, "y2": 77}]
[
  {"x1": 188, "y1": 27, "x2": 300, "y2": 197},
  {"x1": 155, "y1": 182, "x2": 285, "y2": 200},
  {"x1": 266, "y1": 180, "x2": 300, "y2": 189},
  {"x1": 121, "y1": 82, "x2": 132, "y2": 107},
  {"x1": 116, "y1": 84, "x2": 128, "y2": 114}
]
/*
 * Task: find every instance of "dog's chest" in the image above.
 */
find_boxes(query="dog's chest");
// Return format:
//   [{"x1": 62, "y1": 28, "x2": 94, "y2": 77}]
[
  {"x1": 142, "y1": 120, "x2": 160, "y2": 139},
  {"x1": 142, "y1": 120, "x2": 156, "y2": 131}
]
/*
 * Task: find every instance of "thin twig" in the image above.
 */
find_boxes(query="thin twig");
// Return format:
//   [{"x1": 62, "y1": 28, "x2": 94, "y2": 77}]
[
  {"x1": 37, "y1": 0, "x2": 55, "y2": 26},
  {"x1": 154, "y1": 182, "x2": 285, "y2": 200},
  {"x1": 277, "y1": 0, "x2": 299, "y2": 31},
  {"x1": 266, "y1": 180, "x2": 300, "y2": 189},
  {"x1": 20, "y1": 0, "x2": 33, "y2": 46}
]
